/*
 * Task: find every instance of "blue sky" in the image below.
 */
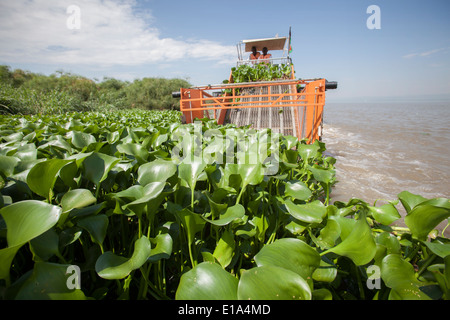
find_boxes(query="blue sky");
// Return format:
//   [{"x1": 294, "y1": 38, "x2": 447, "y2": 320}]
[{"x1": 0, "y1": 0, "x2": 449, "y2": 102}]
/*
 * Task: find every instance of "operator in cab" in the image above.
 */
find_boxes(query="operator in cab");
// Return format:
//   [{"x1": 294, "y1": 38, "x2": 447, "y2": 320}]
[
  {"x1": 259, "y1": 47, "x2": 272, "y2": 64},
  {"x1": 249, "y1": 46, "x2": 261, "y2": 63}
]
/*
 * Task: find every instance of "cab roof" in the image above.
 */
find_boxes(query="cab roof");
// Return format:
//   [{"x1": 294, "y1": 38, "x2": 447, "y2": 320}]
[{"x1": 242, "y1": 37, "x2": 287, "y2": 52}]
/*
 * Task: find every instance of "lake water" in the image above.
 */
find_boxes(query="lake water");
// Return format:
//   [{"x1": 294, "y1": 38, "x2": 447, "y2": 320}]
[{"x1": 321, "y1": 101, "x2": 450, "y2": 235}]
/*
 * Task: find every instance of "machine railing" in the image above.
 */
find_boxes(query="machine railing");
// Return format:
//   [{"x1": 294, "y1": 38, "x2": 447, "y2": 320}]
[
  {"x1": 236, "y1": 57, "x2": 292, "y2": 67},
  {"x1": 178, "y1": 78, "x2": 328, "y2": 144}
]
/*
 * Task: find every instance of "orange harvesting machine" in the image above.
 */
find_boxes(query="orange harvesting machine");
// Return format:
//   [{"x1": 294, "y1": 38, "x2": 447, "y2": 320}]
[{"x1": 172, "y1": 34, "x2": 337, "y2": 144}]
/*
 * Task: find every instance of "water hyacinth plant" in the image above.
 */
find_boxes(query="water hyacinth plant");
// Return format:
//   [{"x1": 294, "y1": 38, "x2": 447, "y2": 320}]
[{"x1": 0, "y1": 109, "x2": 449, "y2": 300}]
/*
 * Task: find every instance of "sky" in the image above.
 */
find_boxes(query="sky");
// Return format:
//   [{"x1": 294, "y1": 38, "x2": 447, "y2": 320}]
[{"x1": 0, "y1": 0, "x2": 449, "y2": 102}]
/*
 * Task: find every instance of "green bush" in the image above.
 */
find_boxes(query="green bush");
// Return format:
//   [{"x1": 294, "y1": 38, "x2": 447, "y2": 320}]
[
  {"x1": 124, "y1": 78, "x2": 190, "y2": 110},
  {"x1": 0, "y1": 65, "x2": 190, "y2": 114}
]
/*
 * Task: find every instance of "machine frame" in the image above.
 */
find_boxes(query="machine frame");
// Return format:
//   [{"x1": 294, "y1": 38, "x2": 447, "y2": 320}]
[{"x1": 175, "y1": 34, "x2": 336, "y2": 144}]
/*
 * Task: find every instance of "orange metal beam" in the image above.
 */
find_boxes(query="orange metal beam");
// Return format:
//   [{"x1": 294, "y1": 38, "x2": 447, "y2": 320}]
[
  {"x1": 302, "y1": 79, "x2": 325, "y2": 143},
  {"x1": 181, "y1": 88, "x2": 204, "y2": 123},
  {"x1": 312, "y1": 80, "x2": 325, "y2": 142},
  {"x1": 217, "y1": 70, "x2": 233, "y2": 125},
  {"x1": 178, "y1": 77, "x2": 327, "y2": 144},
  {"x1": 180, "y1": 93, "x2": 323, "y2": 112}
]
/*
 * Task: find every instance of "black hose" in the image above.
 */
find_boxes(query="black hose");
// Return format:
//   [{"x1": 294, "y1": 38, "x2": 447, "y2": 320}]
[{"x1": 325, "y1": 81, "x2": 338, "y2": 90}]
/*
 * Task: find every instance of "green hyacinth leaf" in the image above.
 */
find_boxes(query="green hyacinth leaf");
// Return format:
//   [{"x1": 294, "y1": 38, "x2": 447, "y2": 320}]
[
  {"x1": 83, "y1": 152, "x2": 120, "y2": 187},
  {"x1": 0, "y1": 200, "x2": 61, "y2": 280},
  {"x1": 322, "y1": 213, "x2": 376, "y2": 266},
  {"x1": 398, "y1": 191, "x2": 428, "y2": 214},
  {"x1": 147, "y1": 233, "x2": 173, "y2": 263},
  {"x1": 213, "y1": 229, "x2": 236, "y2": 268},
  {"x1": 381, "y1": 254, "x2": 432, "y2": 300},
  {"x1": 404, "y1": 197, "x2": 450, "y2": 240},
  {"x1": 0, "y1": 200, "x2": 61, "y2": 248},
  {"x1": 238, "y1": 265, "x2": 311, "y2": 300},
  {"x1": 68, "y1": 130, "x2": 96, "y2": 150},
  {"x1": 254, "y1": 238, "x2": 320, "y2": 280},
  {"x1": 95, "y1": 236, "x2": 151, "y2": 280},
  {"x1": 298, "y1": 143, "x2": 320, "y2": 161},
  {"x1": 77, "y1": 214, "x2": 109, "y2": 248},
  {"x1": 117, "y1": 143, "x2": 149, "y2": 164},
  {"x1": 285, "y1": 199, "x2": 326, "y2": 224},
  {"x1": 202, "y1": 204, "x2": 245, "y2": 226},
  {"x1": 12, "y1": 262, "x2": 87, "y2": 300},
  {"x1": 176, "y1": 261, "x2": 238, "y2": 300},
  {"x1": 178, "y1": 160, "x2": 207, "y2": 191},
  {"x1": 27, "y1": 158, "x2": 72, "y2": 201},
  {"x1": 137, "y1": 158, "x2": 177, "y2": 185},
  {"x1": 284, "y1": 180, "x2": 312, "y2": 201},
  {"x1": 368, "y1": 202, "x2": 401, "y2": 225}
]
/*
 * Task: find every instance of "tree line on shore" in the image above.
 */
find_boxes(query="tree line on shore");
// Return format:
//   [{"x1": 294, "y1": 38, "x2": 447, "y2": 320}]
[{"x1": 0, "y1": 65, "x2": 190, "y2": 115}]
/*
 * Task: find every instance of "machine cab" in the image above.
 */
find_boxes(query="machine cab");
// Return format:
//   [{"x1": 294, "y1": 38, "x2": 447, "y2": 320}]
[{"x1": 236, "y1": 37, "x2": 292, "y2": 67}]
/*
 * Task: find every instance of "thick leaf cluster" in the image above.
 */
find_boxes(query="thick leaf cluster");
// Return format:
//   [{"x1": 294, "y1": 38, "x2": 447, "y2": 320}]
[
  {"x1": 0, "y1": 110, "x2": 449, "y2": 300},
  {"x1": 228, "y1": 64, "x2": 293, "y2": 84}
]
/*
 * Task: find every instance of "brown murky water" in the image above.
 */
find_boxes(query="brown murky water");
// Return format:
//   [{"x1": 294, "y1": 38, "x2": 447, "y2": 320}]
[{"x1": 321, "y1": 102, "x2": 450, "y2": 236}]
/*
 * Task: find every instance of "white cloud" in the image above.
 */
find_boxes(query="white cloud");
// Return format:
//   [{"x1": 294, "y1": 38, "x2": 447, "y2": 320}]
[
  {"x1": 0, "y1": 0, "x2": 236, "y2": 67},
  {"x1": 402, "y1": 48, "x2": 444, "y2": 59}
]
